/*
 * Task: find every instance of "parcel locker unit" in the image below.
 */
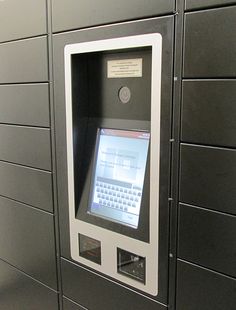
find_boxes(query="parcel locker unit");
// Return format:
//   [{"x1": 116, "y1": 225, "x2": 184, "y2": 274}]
[
  {"x1": 0, "y1": 37, "x2": 48, "y2": 84},
  {"x1": 181, "y1": 80, "x2": 236, "y2": 148},
  {"x1": 0, "y1": 0, "x2": 236, "y2": 309},
  {"x1": 183, "y1": 6, "x2": 236, "y2": 78},
  {"x1": 177, "y1": 3, "x2": 236, "y2": 310},
  {"x1": 0, "y1": 259, "x2": 58, "y2": 310},
  {"x1": 185, "y1": 0, "x2": 236, "y2": 10},
  {"x1": 176, "y1": 260, "x2": 236, "y2": 310},
  {"x1": 52, "y1": 0, "x2": 175, "y2": 32},
  {"x1": 178, "y1": 204, "x2": 236, "y2": 278},
  {"x1": 53, "y1": 16, "x2": 174, "y2": 309},
  {"x1": 0, "y1": 197, "x2": 57, "y2": 289},
  {"x1": 0, "y1": 84, "x2": 50, "y2": 127},
  {"x1": 0, "y1": 0, "x2": 47, "y2": 43},
  {"x1": 0, "y1": 2, "x2": 59, "y2": 310}
]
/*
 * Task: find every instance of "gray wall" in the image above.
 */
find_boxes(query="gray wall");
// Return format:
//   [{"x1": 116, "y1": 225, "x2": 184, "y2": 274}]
[{"x1": 0, "y1": 0, "x2": 236, "y2": 309}]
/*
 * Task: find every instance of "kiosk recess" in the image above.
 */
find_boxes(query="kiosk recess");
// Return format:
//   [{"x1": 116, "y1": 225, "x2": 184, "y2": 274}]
[{"x1": 64, "y1": 34, "x2": 162, "y2": 295}]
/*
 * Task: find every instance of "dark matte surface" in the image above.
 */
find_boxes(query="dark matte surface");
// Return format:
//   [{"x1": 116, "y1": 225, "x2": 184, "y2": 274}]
[
  {"x1": 0, "y1": 196, "x2": 57, "y2": 289},
  {"x1": 0, "y1": 161, "x2": 53, "y2": 212},
  {"x1": 0, "y1": 37, "x2": 48, "y2": 83},
  {"x1": 0, "y1": 125, "x2": 51, "y2": 170},
  {"x1": 0, "y1": 0, "x2": 47, "y2": 43},
  {"x1": 61, "y1": 258, "x2": 167, "y2": 310},
  {"x1": 53, "y1": 16, "x2": 174, "y2": 304},
  {"x1": 72, "y1": 52, "x2": 151, "y2": 243},
  {"x1": 0, "y1": 259, "x2": 58, "y2": 310},
  {"x1": 181, "y1": 80, "x2": 236, "y2": 148},
  {"x1": 63, "y1": 297, "x2": 87, "y2": 310},
  {"x1": 185, "y1": 0, "x2": 236, "y2": 10},
  {"x1": 52, "y1": 0, "x2": 174, "y2": 32},
  {"x1": 180, "y1": 144, "x2": 236, "y2": 215},
  {"x1": 176, "y1": 260, "x2": 236, "y2": 310},
  {"x1": 0, "y1": 84, "x2": 50, "y2": 127},
  {"x1": 78, "y1": 49, "x2": 152, "y2": 121},
  {"x1": 178, "y1": 203, "x2": 236, "y2": 278},
  {"x1": 184, "y1": 7, "x2": 236, "y2": 77}
]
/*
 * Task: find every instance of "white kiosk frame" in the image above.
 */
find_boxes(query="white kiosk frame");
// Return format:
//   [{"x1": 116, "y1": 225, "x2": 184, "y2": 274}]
[{"x1": 64, "y1": 33, "x2": 162, "y2": 296}]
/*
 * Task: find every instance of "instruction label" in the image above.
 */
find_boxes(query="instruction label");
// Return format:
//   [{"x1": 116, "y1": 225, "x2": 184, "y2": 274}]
[{"x1": 107, "y1": 58, "x2": 142, "y2": 78}]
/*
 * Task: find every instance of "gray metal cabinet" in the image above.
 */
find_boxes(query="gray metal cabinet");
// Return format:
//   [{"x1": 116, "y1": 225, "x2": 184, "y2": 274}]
[
  {"x1": 0, "y1": 0, "x2": 47, "y2": 43},
  {"x1": 0, "y1": 37, "x2": 48, "y2": 83},
  {"x1": 0, "y1": 259, "x2": 58, "y2": 310},
  {"x1": 63, "y1": 297, "x2": 87, "y2": 310},
  {"x1": 61, "y1": 258, "x2": 167, "y2": 310},
  {"x1": 0, "y1": 162, "x2": 53, "y2": 212},
  {"x1": 0, "y1": 84, "x2": 50, "y2": 127},
  {"x1": 181, "y1": 80, "x2": 236, "y2": 148},
  {"x1": 185, "y1": 0, "x2": 236, "y2": 10},
  {"x1": 176, "y1": 260, "x2": 236, "y2": 310},
  {"x1": 52, "y1": 0, "x2": 175, "y2": 32},
  {"x1": 178, "y1": 203, "x2": 236, "y2": 278},
  {"x1": 184, "y1": 7, "x2": 236, "y2": 77},
  {"x1": 0, "y1": 197, "x2": 57, "y2": 289},
  {"x1": 180, "y1": 144, "x2": 236, "y2": 215},
  {"x1": 0, "y1": 125, "x2": 51, "y2": 170}
]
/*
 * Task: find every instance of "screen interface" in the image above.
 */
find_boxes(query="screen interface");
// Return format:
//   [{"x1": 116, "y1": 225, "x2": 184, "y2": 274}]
[{"x1": 88, "y1": 128, "x2": 150, "y2": 228}]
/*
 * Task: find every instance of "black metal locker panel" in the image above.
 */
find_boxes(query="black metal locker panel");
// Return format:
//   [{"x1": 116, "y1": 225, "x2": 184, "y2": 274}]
[
  {"x1": 52, "y1": 0, "x2": 175, "y2": 32},
  {"x1": 180, "y1": 144, "x2": 236, "y2": 215},
  {"x1": 178, "y1": 203, "x2": 236, "y2": 278},
  {"x1": 63, "y1": 297, "x2": 87, "y2": 310},
  {"x1": 0, "y1": 37, "x2": 48, "y2": 83},
  {"x1": 53, "y1": 16, "x2": 174, "y2": 305},
  {"x1": 185, "y1": 0, "x2": 236, "y2": 10},
  {"x1": 0, "y1": 196, "x2": 57, "y2": 289},
  {"x1": 0, "y1": 0, "x2": 47, "y2": 43},
  {"x1": 181, "y1": 80, "x2": 236, "y2": 148},
  {"x1": 0, "y1": 161, "x2": 53, "y2": 212},
  {"x1": 183, "y1": 7, "x2": 236, "y2": 78},
  {"x1": 0, "y1": 259, "x2": 58, "y2": 310},
  {"x1": 0, "y1": 125, "x2": 51, "y2": 170},
  {"x1": 0, "y1": 84, "x2": 50, "y2": 127},
  {"x1": 61, "y1": 258, "x2": 167, "y2": 310},
  {"x1": 176, "y1": 260, "x2": 236, "y2": 310}
]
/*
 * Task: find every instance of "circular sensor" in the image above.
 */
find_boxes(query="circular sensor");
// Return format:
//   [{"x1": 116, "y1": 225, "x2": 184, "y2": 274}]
[{"x1": 118, "y1": 86, "x2": 131, "y2": 104}]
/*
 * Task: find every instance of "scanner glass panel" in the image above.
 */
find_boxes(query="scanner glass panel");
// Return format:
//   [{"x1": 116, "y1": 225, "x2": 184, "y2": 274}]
[{"x1": 88, "y1": 128, "x2": 150, "y2": 228}]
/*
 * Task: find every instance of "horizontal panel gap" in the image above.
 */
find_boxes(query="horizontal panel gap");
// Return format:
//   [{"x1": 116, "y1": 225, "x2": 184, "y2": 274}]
[
  {"x1": 0, "y1": 194, "x2": 54, "y2": 216},
  {"x1": 63, "y1": 296, "x2": 88, "y2": 310},
  {"x1": 183, "y1": 76, "x2": 236, "y2": 80},
  {"x1": 61, "y1": 256, "x2": 167, "y2": 306},
  {"x1": 181, "y1": 142, "x2": 236, "y2": 152},
  {"x1": 0, "y1": 257, "x2": 58, "y2": 293},
  {"x1": 0, "y1": 34, "x2": 48, "y2": 45},
  {"x1": 0, "y1": 123, "x2": 50, "y2": 130},
  {"x1": 0, "y1": 82, "x2": 49, "y2": 86},
  {"x1": 177, "y1": 258, "x2": 236, "y2": 281},
  {"x1": 0, "y1": 159, "x2": 52, "y2": 173},
  {"x1": 53, "y1": 13, "x2": 175, "y2": 36},
  {"x1": 0, "y1": 81, "x2": 49, "y2": 85},
  {"x1": 182, "y1": 78, "x2": 236, "y2": 82},
  {"x1": 185, "y1": 3, "x2": 236, "y2": 14},
  {"x1": 179, "y1": 202, "x2": 236, "y2": 218}
]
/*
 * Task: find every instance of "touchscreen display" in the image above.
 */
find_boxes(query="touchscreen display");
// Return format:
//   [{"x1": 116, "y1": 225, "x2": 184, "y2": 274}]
[{"x1": 88, "y1": 128, "x2": 150, "y2": 228}]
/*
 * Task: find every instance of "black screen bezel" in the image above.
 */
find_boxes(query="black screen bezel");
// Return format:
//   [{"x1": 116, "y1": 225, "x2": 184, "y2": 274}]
[{"x1": 74, "y1": 118, "x2": 150, "y2": 243}]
